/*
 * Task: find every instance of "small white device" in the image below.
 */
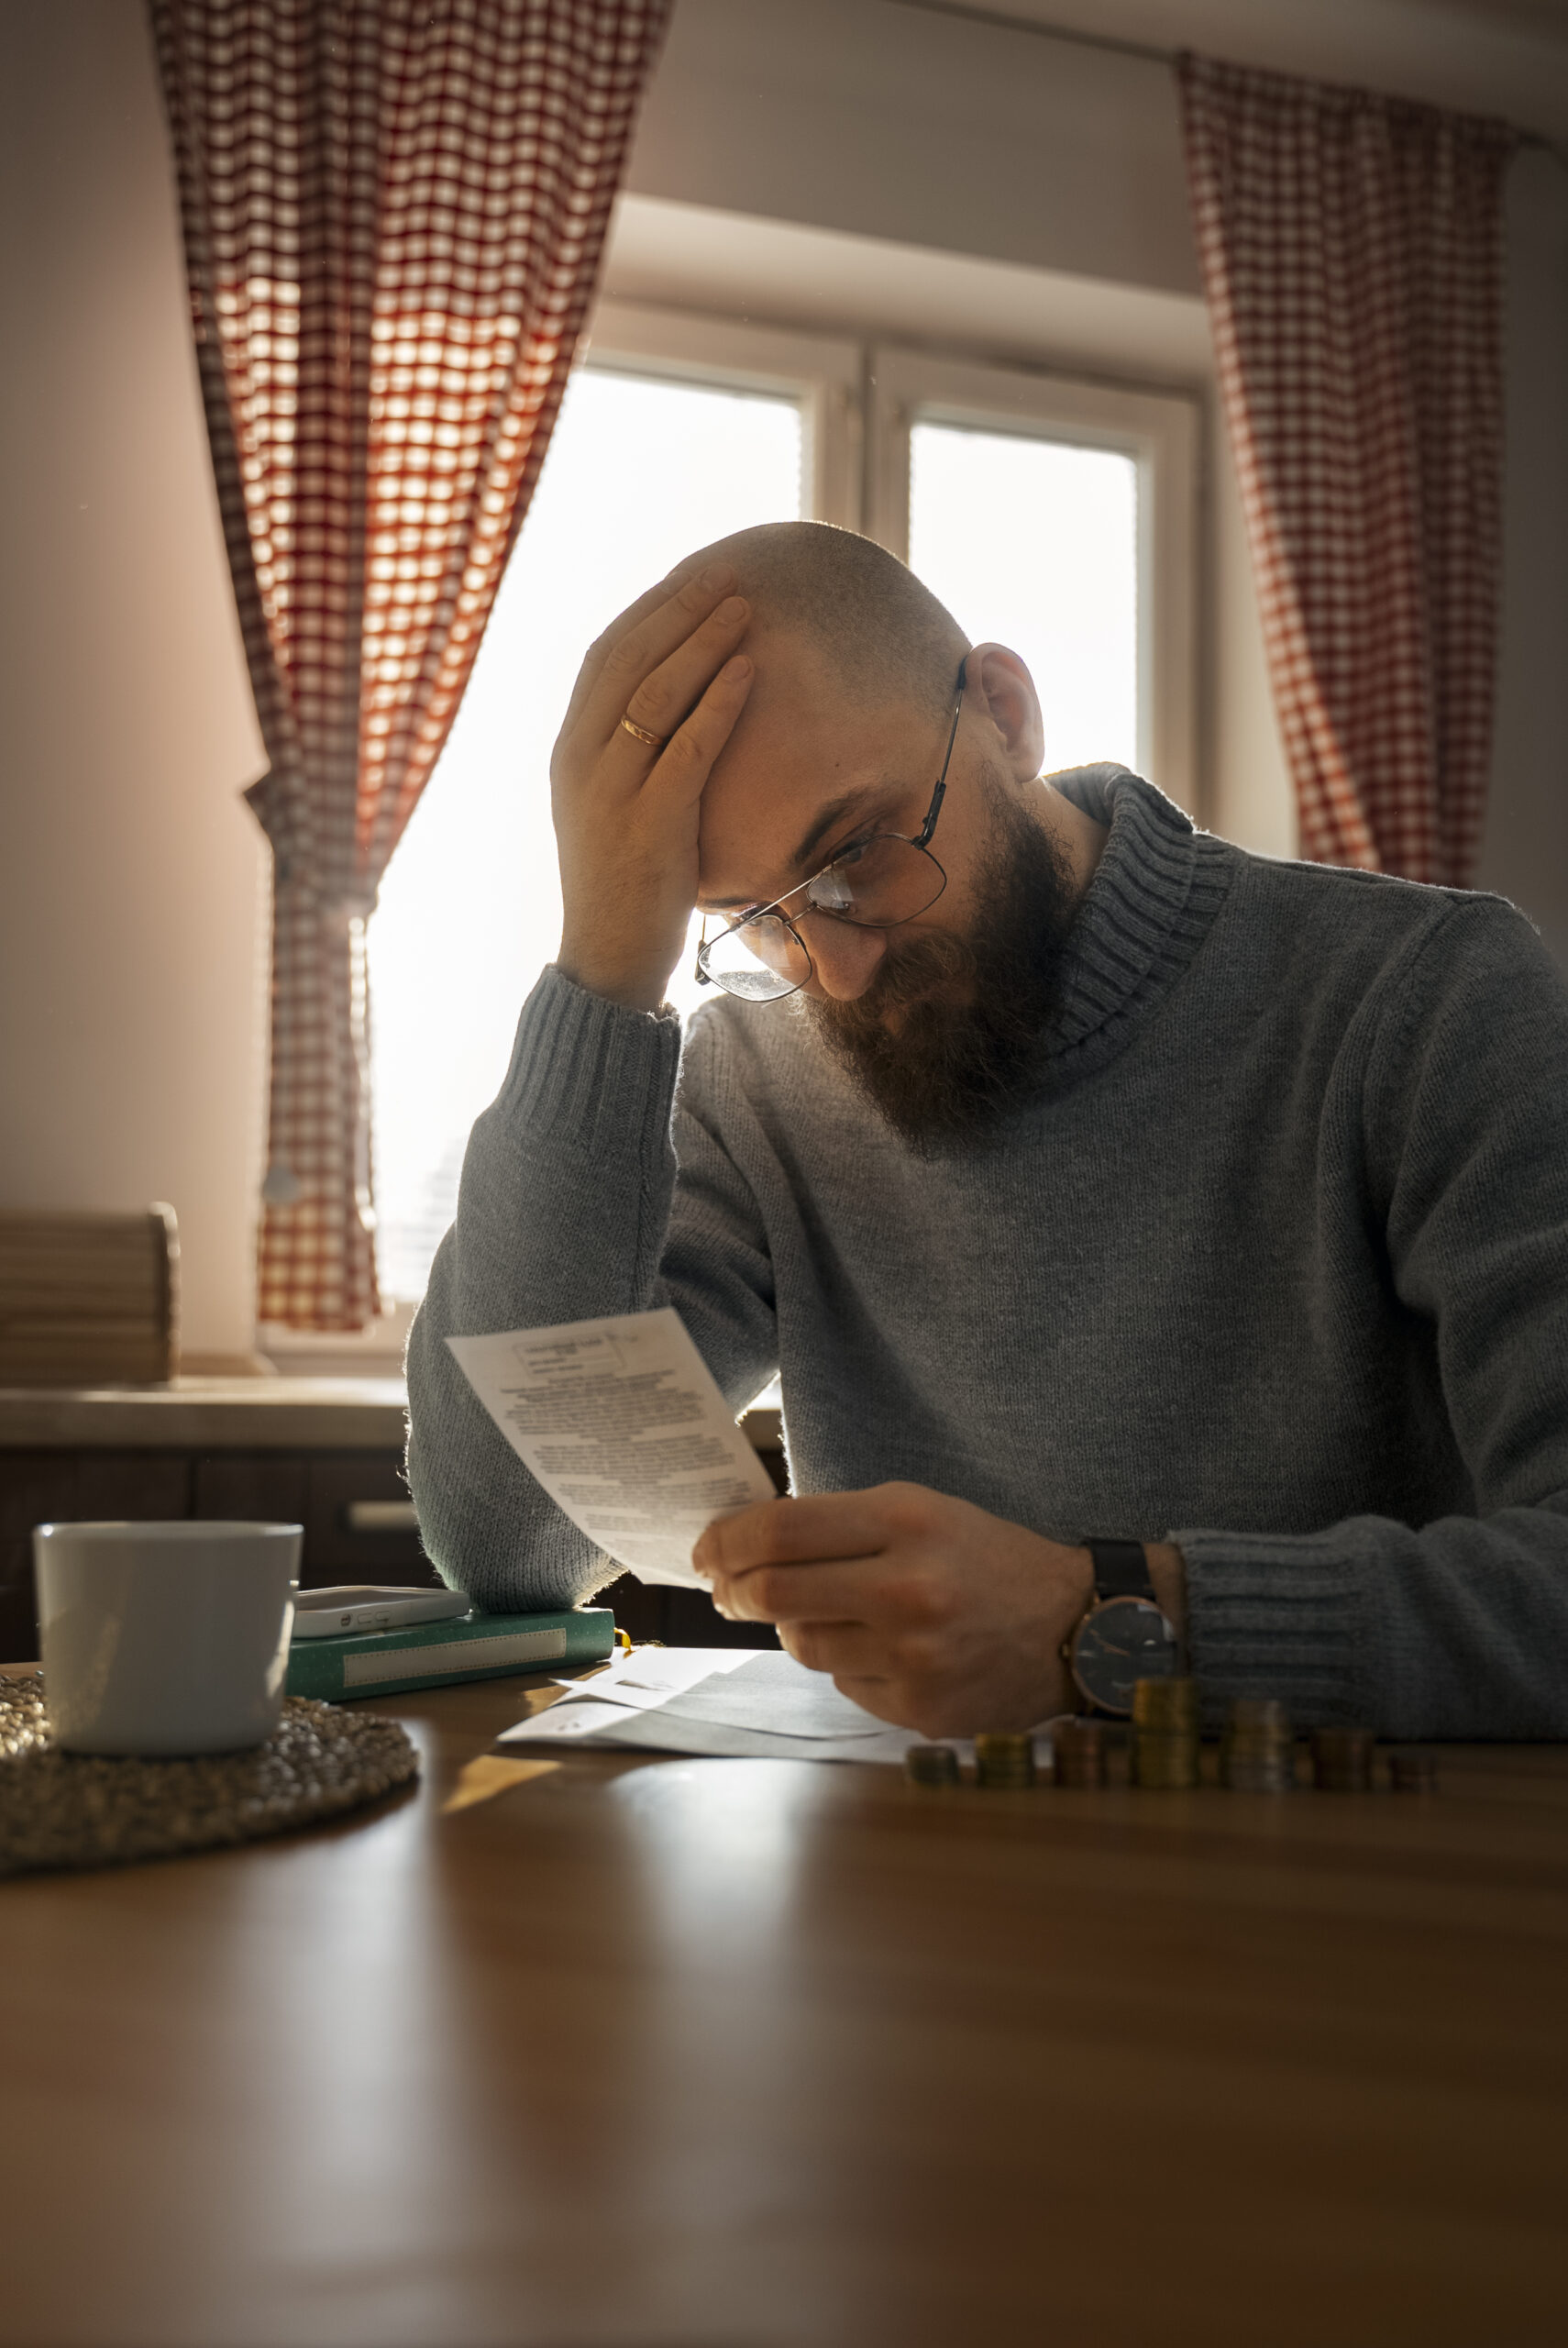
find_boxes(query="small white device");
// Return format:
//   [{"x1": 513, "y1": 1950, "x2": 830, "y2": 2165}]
[{"x1": 291, "y1": 1585, "x2": 471, "y2": 1640}]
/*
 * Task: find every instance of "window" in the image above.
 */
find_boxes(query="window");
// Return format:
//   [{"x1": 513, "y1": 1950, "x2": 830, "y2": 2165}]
[
  {"x1": 368, "y1": 309, "x2": 857, "y2": 1302},
  {"x1": 368, "y1": 312, "x2": 1198, "y2": 1303},
  {"x1": 867, "y1": 349, "x2": 1198, "y2": 809},
  {"x1": 910, "y1": 426, "x2": 1139, "y2": 773}
]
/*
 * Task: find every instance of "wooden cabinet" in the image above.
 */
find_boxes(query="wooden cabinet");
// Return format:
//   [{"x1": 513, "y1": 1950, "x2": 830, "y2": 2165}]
[
  {"x1": 0, "y1": 1413, "x2": 436, "y2": 1664},
  {"x1": 0, "y1": 1384, "x2": 787, "y2": 1663},
  {"x1": 188, "y1": 1451, "x2": 309, "y2": 1528}
]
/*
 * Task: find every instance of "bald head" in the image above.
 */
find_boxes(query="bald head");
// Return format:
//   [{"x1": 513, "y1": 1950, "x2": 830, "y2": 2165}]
[{"x1": 687, "y1": 521, "x2": 968, "y2": 722}]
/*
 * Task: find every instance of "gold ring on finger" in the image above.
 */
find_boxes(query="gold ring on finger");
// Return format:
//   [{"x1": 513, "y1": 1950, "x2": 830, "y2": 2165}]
[{"x1": 619, "y1": 714, "x2": 668, "y2": 749}]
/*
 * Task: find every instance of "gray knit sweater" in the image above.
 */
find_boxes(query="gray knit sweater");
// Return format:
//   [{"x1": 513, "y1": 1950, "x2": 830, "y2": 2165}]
[{"x1": 405, "y1": 769, "x2": 1568, "y2": 1738}]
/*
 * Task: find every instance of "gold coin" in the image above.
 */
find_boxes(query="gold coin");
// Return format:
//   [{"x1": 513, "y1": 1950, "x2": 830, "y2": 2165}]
[
  {"x1": 1131, "y1": 1728, "x2": 1200, "y2": 1789},
  {"x1": 975, "y1": 1733, "x2": 1036, "y2": 1789},
  {"x1": 1132, "y1": 1676, "x2": 1199, "y2": 1730}
]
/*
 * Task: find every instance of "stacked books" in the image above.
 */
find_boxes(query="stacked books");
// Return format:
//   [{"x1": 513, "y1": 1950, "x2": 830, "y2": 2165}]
[{"x1": 286, "y1": 1605, "x2": 615, "y2": 1702}]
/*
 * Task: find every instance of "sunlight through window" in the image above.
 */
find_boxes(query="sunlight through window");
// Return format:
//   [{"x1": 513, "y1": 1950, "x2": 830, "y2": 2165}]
[
  {"x1": 908, "y1": 422, "x2": 1138, "y2": 776},
  {"x1": 368, "y1": 368, "x2": 802, "y2": 1301}
]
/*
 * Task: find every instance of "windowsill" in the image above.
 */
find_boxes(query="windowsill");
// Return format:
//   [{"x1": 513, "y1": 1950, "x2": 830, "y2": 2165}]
[
  {"x1": 260, "y1": 1315, "x2": 780, "y2": 1396},
  {"x1": 259, "y1": 1301, "x2": 415, "y2": 1383},
  {"x1": 0, "y1": 1376, "x2": 409, "y2": 1450}
]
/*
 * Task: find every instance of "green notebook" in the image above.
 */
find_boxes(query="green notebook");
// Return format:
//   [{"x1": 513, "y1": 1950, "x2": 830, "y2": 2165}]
[{"x1": 286, "y1": 1606, "x2": 614, "y2": 1702}]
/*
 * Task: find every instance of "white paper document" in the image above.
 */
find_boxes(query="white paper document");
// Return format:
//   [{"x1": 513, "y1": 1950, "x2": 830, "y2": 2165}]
[
  {"x1": 550, "y1": 1645, "x2": 767, "y2": 1711},
  {"x1": 447, "y1": 1308, "x2": 778, "y2": 1587},
  {"x1": 502, "y1": 1648, "x2": 978, "y2": 1768}
]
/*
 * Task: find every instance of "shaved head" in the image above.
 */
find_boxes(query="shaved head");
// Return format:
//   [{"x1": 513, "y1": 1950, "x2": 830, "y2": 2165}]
[{"x1": 687, "y1": 520, "x2": 968, "y2": 720}]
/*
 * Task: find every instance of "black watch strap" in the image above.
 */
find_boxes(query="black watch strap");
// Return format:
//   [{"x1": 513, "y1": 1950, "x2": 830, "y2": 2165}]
[{"x1": 1087, "y1": 1537, "x2": 1155, "y2": 1604}]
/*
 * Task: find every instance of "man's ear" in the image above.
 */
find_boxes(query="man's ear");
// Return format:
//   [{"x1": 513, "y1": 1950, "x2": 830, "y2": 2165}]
[{"x1": 964, "y1": 644, "x2": 1043, "y2": 783}]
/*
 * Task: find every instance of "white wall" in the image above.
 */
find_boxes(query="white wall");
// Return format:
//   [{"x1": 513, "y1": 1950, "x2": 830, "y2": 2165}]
[
  {"x1": 624, "y1": 0, "x2": 1202, "y2": 295},
  {"x1": 0, "y1": 0, "x2": 268, "y2": 1361},
  {"x1": 954, "y1": 0, "x2": 1568, "y2": 141}
]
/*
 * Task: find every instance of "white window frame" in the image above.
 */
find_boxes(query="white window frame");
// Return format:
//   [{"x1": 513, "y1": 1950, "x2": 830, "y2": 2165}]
[
  {"x1": 866, "y1": 348, "x2": 1200, "y2": 816},
  {"x1": 582, "y1": 300, "x2": 863, "y2": 529}
]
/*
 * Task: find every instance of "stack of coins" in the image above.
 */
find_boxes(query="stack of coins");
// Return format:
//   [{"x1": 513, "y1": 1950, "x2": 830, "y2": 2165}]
[
  {"x1": 1389, "y1": 1749, "x2": 1438, "y2": 1794},
  {"x1": 974, "y1": 1733, "x2": 1036, "y2": 1789},
  {"x1": 1131, "y1": 1678, "x2": 1200, "y2": 1789},
  {"x1": 1220, "y1": 1698, "x2": 1295, "y2": 1791},
  {"x1": 905, "y1": 1743, "x2": 961, "y2": 1788},
  {"x1": 1052, "y1": 1718, "x2": 1107, "y2": 1789},
  {"x1": 1310, "y1": 1725, "x2": 1375, "y2": 1791}
]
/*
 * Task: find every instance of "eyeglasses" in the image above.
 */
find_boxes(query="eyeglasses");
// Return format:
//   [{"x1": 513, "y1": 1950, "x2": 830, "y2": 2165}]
[{"x1": 694, "y1": 660, "x2": 968, "y2": 1004}]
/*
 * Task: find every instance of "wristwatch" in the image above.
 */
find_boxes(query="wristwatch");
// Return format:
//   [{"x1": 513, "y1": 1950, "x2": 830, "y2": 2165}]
[{"x1": 1063, "y1": 1537, "x2": 1181, "y2": 1717}]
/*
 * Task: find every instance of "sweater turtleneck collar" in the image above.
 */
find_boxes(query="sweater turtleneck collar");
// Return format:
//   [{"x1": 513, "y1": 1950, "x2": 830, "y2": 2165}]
[{"x1": 1039, "y1": 764, "x2": 1234, "y2": 1088}]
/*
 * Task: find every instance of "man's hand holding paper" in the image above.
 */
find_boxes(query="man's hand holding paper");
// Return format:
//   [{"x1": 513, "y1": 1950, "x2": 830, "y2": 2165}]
[
  {"x1": 447, "y1": 1308, "x2": 777, "y2": 1589},
  {"x1": 694, "y1": 1485, "x2": 1103, "y2": 1736},
  {"x1": 450, "y1": 1302, "x2": 1190, "y2": 1733}
]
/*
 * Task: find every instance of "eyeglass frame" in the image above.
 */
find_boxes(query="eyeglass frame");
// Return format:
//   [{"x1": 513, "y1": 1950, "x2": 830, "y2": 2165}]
[{"x1": 694, "y1": 656, "x2": 969, "y2": 1002}]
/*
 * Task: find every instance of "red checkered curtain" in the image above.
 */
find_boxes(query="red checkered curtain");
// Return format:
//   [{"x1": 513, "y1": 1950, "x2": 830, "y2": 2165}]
[
  {"x1": 1179, "y1": 54, "x2": 1517, "y2": 882},
  {"x1": 150, "y1": 0, "x2": 670, "y2": 1329}
]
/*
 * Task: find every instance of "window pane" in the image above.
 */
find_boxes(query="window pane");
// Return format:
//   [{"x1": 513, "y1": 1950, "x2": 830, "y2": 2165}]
[
  {"x1": 908, "y1": 422, "x2": 1138, "y2": 775},
  {"x1": 368, "y1": 368, "x2": 802, "y2": 1301}
]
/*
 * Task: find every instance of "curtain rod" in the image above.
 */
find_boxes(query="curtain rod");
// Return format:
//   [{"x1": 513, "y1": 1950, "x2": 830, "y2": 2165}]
[
  {"x1": 889, "y1": 0, "x2": 1171, "y2": 69},
  {"x1": 885, "y1": 0, "x2": 1568, "y2": 165}
]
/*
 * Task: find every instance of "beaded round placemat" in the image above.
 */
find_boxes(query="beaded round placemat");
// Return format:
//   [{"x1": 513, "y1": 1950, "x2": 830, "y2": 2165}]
[{"x1": 0, "y1": 1673, "x2": 419, "y2": 1878}]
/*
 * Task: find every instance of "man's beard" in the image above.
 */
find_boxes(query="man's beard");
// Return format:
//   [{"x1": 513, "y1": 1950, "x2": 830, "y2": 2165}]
[{"x1": 800, "y1": 771, "x2": 1080, "y2": 1149}]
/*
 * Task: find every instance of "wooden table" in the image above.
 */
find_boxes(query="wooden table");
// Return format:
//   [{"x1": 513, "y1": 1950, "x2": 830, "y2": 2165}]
[{"x1": 5, "y1": 1678, "x2": 1566, "y2": 2345}]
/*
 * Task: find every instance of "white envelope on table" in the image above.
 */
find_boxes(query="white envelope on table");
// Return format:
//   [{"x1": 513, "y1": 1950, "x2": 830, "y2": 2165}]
[{"x1": 504, "y1": 1650, "x2": 951, "y2": 1767}]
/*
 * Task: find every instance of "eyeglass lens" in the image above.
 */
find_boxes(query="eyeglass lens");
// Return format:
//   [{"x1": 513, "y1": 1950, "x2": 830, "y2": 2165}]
[
  {"x1": 701, "y1": 914, "x2": 810, "y2": 1000},
  {"x1": 799, "y1": 835, "x2": 944, "y2": 925},
  {"x1": 703, "y1": 836, "x2": 946, "y2": 1001}
]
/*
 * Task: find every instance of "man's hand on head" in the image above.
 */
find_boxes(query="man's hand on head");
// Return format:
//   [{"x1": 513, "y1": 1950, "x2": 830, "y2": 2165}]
[
  {"x1": 692, "y1": 1484, "x2": 1102, "y2": 1737},
  {"x1": 551, "y1": 562, "x2": 754, "y2": 1013}
]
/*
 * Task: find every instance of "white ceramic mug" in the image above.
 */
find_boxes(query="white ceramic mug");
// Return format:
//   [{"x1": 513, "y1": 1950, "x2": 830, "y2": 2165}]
[{"x1": 34, "y1": 1521, "x2": 303, "y2": 1755}]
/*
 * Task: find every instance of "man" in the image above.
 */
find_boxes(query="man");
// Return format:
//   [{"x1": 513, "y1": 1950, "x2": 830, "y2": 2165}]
[{"x1": 405, "y1": 522, "x2": 1568, "y2": 1738}]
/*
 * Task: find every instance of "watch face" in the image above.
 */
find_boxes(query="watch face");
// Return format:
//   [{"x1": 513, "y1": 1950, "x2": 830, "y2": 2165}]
[{"x1": 1070, "y1": 1597, "x2": 1178, "y2": 1716}]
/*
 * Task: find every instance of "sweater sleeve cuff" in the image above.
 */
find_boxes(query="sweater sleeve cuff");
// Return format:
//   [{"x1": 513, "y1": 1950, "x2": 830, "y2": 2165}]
[
  {"x1": 1171, "y1": 1526, "x2": 1379, "y2": 1731},
  {"x1": 495, "y1": 965, "x2": 684, "y2": 1159}
]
